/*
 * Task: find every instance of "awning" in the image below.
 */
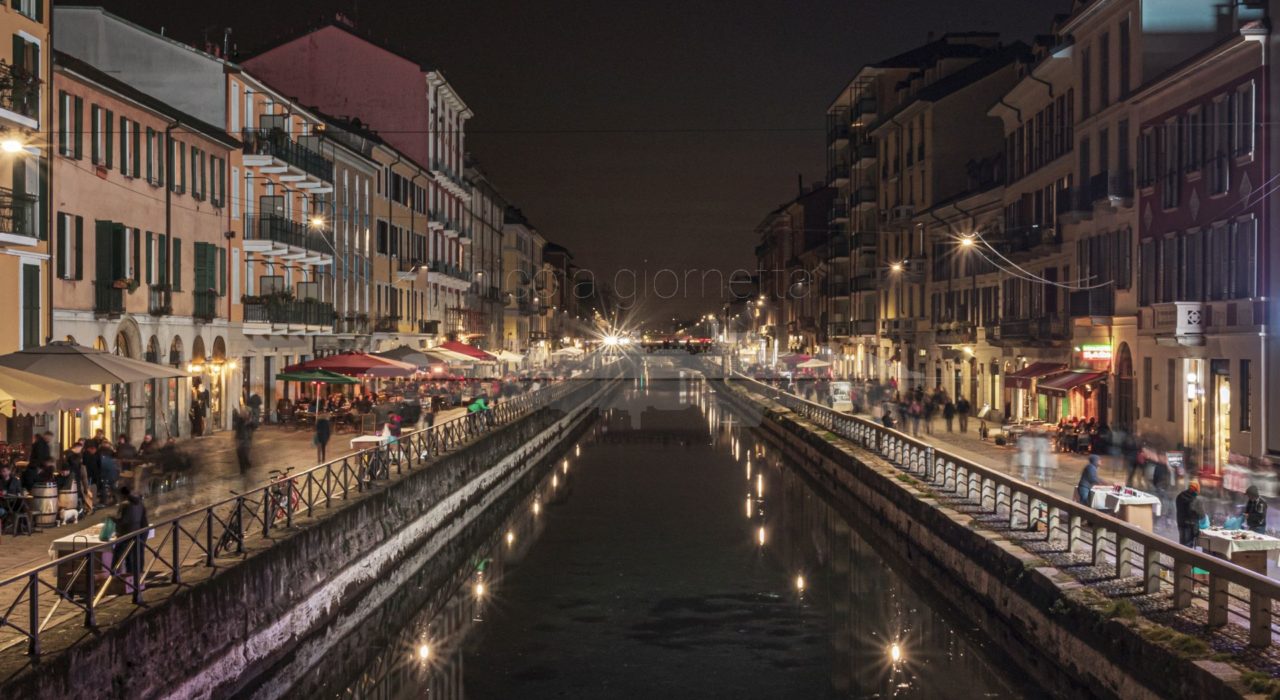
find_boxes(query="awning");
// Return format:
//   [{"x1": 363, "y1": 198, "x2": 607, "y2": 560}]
[
  {"x1": 1004, "y1": 362, "x2": 1067, "y2": 390},
  {"x1": 437, "y1": 340, "x2": 497, "y2": 363},
  {"x1": 284, "y1": 352, "x2": 417, "y2": 378},
  {"x1": 1036, "y1": 370, "x2": 1108, "y2": 395}
]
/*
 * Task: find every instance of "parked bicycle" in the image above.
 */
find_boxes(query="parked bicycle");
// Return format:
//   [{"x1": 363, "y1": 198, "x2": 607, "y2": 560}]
[
  {"x1": 268, "y1": 467, "x2": 301, "y2": 524},
  {"x1": 213, "y1": 493, "x2": 245, "y2": 557}
]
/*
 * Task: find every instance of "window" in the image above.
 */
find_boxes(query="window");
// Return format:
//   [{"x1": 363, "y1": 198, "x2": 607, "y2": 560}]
[
  {"x1": 90, "y1": 105, "x2": 102, "y2": 164},
  {"x1": 1209, "y1": 96, "x2": 1230, "y2": 194},
  {"x1": 1141, "y1": 356, "x2": 1152, "y2": 418},
  {"x1": 13, "y1": 0, "x2": 43, "y2": 21},
  {"x1": 1184, "y1": 107, "x2": 1201, "y2": 174},
  {"x1": 1241, "y1": 359, "x2": 1252, "y2": 432},
  {"x1": 1166, "y1": 359, "x2": 1176, "y2": 423},
  {"x1": 172, "y1": 237, "x2": 182, "y2": 291},
  {"x1": 1234, "y1": 81, "x2": 1255, "y2": 158},
  {"x1": 1138, "y1": 128, "x2": 1155, "y2": 187},
  {"x1": 104, "y1": 108, "x2": 114, "y2": 169},
  {"x1": 1098, "y1": 32, "x2": 1110, "y2": 110},
  {"x1": 20, "y1": 263, "x2": 38, "y2": 350},
  {"x1": 55, "y1": 213, "x2": 84, "y2": 280},
  {"x1": 1233, "y1": 218, "x2": 1257, "y2": 299},
  {"x1": 1184, "y1": 230, "x2": 1202, "y2": 301},
  {"x1": 1119, "y1": 18, "x2": 1131, "y2": 97},
  {"x1": 1159, "y1": 235, "x2": 1177, "y2": 303},
  {"x1": 1161, "y1": 118, "x2": 1179, "y2": 208},
  {"x1": 190, "y1": 146, "x2": 203, "y2": 200},
  {"x1": 119, "y1": 117, "x2": 135, "y2": 177},
  {"x1": 1080, "y1": 46, "x2": 1091, "y2": 118}
]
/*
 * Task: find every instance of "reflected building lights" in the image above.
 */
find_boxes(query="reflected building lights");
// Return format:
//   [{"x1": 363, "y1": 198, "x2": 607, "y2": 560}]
[
  {"x1": 506, "y1": 531, "x2": 515, "y2": 546},
  {"x1": 756, "y1": 473, "x2": 764, "y2": 498},
  {"x1": 795, "y1": 575, "x2": 806, "y2": 592},
  {"x1": 757, "y1": 526, "x2": 766, "y2": 546}
]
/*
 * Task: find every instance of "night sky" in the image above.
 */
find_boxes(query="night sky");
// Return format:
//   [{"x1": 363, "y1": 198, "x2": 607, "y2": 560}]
[{"x1": 73, "y1": 0, "x2": 1061, "y2": 320}]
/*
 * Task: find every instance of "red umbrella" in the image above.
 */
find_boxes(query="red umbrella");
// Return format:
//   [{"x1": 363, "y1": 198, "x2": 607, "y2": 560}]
[
  {"x1": 284, "y1": 352, "x2": 417, "y2": 378},
  {"x1": 436, "y1": 340, "x2": 497, "y2": 363}
]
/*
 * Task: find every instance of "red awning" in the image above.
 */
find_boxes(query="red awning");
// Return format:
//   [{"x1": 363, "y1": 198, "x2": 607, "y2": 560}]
[
  {"x1": 437, "y1": 340, "x2": 497, "y2": 363},
  {"x1": 1036, "y1": 370, "x2": 1108, "y2": 395},
  {"x1": 1004, "y1": 362, "x2": 1066, "y2": 390},
  {"x1": 284, "y1": 352, "x2": 417, "y2": 378}
]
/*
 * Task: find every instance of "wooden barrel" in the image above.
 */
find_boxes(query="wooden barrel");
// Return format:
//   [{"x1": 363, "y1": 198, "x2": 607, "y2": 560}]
[
  {"x1": 57, "y1": 481, "x2": 79, "y2": 511},
  {"x1": 31, "y1": 483, "x2": 57, "y2": 527}
]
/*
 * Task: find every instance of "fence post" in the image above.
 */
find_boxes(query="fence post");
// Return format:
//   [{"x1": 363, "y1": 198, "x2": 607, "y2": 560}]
[
  {"x1": 171, "y1": 523, "x2": 182, "y2": 583},
  {"x1": 1068, "y1": 515, "x2": 1083, "y2": 552},
  {"x1": 1249, "y1": 594, "x2": 1272, "y2": 647},
  {"x1": 1172, "y1": 560, "x2": 1193, "y2": 608},
  {"x1": 205, "y1": 508, "x2": 215, "y2": 566},
  {"x1": 1207, "y1": 574, "x2": 1230, "y2": 627},
  {"x1": 1142, "y1": 546, "x2": 1160, "y2": 594},
  {"x1": 131, "y1": 535, "x2": 144, "y2": 604},
  {"x1": 1092, "y1": 527, "x2": 1107, "y2": 567},
  {"x1": 1116, "y1": 536, "x2": 1135, "y2": 578},
  {"x1": 28, "y1": 573, "x2": 39, "y2": 656}
]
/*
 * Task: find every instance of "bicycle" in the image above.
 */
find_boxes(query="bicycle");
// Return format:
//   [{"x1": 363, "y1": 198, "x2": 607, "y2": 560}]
[
  {"x1": 268, "y1": 467, "x2": 301, "y2": 524},
  {"x1": 213, "y1": 492, "x2": 245, "y2": 557}
]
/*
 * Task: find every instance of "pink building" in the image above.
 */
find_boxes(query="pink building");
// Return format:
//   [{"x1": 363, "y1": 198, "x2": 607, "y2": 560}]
[{"x1": 243, "y1": 20, "x2": 472, "y2": 278}]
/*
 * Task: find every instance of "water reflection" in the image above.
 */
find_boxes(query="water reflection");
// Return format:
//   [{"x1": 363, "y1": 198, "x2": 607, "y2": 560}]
[{"x1": 330, "y1": 364, "x2": 1037, "y2": 698}]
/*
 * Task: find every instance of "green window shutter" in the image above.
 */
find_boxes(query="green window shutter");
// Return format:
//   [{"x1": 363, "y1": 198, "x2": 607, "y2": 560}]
[
  {"x1": 57, "y1": 91, "x2": 67, "y2": 155},
  {"x1": 158, "y1": 234, "x2": 168, "y2": 284},
  {"x1": 74, "y1": 217, "x2": 84, "y2": 280},
  {"x1": 173, "y1": 238, "x2": 182, "y2": 290},
  {"x1": 145, "y1": 127, "x2": 153, "y2": 182},
  {"x1": 166, "y1": 138, "x2": 174, "y2": 191},
  {"x1": 55, "y1": 214, "x2": 66, "y2": 279},
  {"x1": 110, "y1": 223, "x2": 126, "y2": 279},
  {"x1": 105, "y1": 109, "x2": 114, "y2": 169},
  {"x1": 34, "y1": 0, "x2": 42, "y2": 23},
  {"x1": 89, "y1": 105, "x2": 99, "y2": 163},
  {"x1": 193, "y1": 242, "x2": 206, "y2": 291},
  {"x1": 217, "y1": 246, "x2": 226, "y2": 295},
  {"x1": 94, "y1": 220, "x2": 113, "y2": 282},
  {"x1": 132, "y1": 228, "x2": 141, "y2": 281},
  {"x1": 132, "y1": 122, "x2": 141, "y2": 177},
  {"x1": 73, "y1": 96, "x2": 83, "y2": 159},
  {"x1": 145, "y1": 231, "x2": 153, "y2": 284}
]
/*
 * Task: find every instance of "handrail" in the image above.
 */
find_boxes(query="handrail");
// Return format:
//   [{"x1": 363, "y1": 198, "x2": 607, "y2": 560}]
[
  {"x1": 728, "y1": 371, "x2": 1279, "y2": 648},
  {"x1": 0, "y1": 366, "x2": 615, "y2": 657}
]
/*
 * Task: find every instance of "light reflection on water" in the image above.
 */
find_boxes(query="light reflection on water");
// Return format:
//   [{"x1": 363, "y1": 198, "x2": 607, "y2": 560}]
[{"x1": 330, "y1": 364, "x2": 1039, "y2": 699}]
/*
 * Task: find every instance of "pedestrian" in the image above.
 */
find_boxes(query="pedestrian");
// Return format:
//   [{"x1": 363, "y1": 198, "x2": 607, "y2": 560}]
[
  {"x1": 956, "y1": 396, "x2": 971, "y2": 433},
  {"x1": 314, "y1": 411, "x2": 332, "y2": 463},
  {"x1": 923, "y1": 398, "x2": 936, "y2": 436},
  {"x1": 909, "y1": 398, "x2": 922, "y2": 437},
  {"x1": 28, "y1": 431, "x2": 51, "y2": 467},
  {"x1": 943, "y1": 398, "x2": 956, "y2": 433},
  {"x1": 1076, "y1": 454, "x2": 1106, "y2": 507},
  {"x1": 1244, "y1": 485, "x2": 1268, "y2": 534},
  {"x1": 1175, "y1": 482, "x2": 1206, "y2": 548},
  {"x1": 137, "y1": 433, "x2": 157, "y2": 458},
  {"x1": 1125, "y1": 448, "x2": 1144, "y2": 488},
  {"x1": 113, "y1": 486, "x2": 148, "y2": 588},
  {"x1": 233, "y1": 409, "x2": 255, "y2": 472},
  {"x1": 98, "y1": 446, "x2": 120, "y2": 507},
  {"x1": 247, "y1": 391, "x2": 263, "y2": 426}
]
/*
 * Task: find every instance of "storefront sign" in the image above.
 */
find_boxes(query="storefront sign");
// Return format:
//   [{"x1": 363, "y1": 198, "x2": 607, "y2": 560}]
[{"x1": 1079, "y1": 344, "x2": 1112, "y2": 361}]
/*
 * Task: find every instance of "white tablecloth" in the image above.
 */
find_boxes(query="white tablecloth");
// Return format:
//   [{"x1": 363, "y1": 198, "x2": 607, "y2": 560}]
[
  {"x1": 1198, "y1": 528, "x2": 1280, "y2": 560},
  {"x1": 349, "y1": 435, "x2": 386, "y2": 450},
  {"x1": 48, "y1": 523, "x2": 154, "y2": 559},
  {"x1": 1089, "y1": 486, "x2": 1162, "y2": 517}
]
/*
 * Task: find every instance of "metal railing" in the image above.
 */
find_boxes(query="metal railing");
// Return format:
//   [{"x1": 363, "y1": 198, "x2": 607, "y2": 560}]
[
  {"x1": 0, "y1": 60, "x2": 39, "y2": 121},
  {"x1": 0, "y1": 186, "x2": 38, "y2": 236},
  {"x1": 192, "y1": 289, "x2": 218, "y2": 322},
  {"x1": 93, "y1": 280, "x2": 125, "y2": 317},
  {"x1": 147, "y1": 286, "x2": 172, "y2": 316},
  {"x1": 0, "y1": 374, "x2": 605, "y2": 657},
  {"x1": 241, "y1": 128, "x2": 334, "y2": 182},
  {"x1": 244, "y1": 214, "x2": 331, "y2": 255},
  {"x1": 728, "y1": 373, "x2": 1280, "y2": 649},
  {"x1": 243, "y1": 298, "x2": 335, "y2": 327}
]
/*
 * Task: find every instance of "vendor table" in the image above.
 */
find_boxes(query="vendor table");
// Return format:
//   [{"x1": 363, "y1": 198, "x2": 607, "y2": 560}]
[
  {"x1": 49, "y1": 523, "x2": 154, "y2": 593},
  {"x1": 349, "y1": 435, "x2": 385, "y2": 451},
  {"x1": 1089, "y1": 485, "x2": 1161, "y2": 532},
  {"x1": 1197, "y1": 528, "x2": 1280, "y2": 575}
]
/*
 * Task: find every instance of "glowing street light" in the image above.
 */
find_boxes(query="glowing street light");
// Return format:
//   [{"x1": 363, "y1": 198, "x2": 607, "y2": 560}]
[
  {"x1": 309, "y1": 215, "x2": 327, "y2": 229},
  {"x1": 1, "y1": 138, "x2": 23, "y2": 153},
  {"x1": 958, "y1": 235, "x2": 976, "y2": 248},
  {"x1": 889, "y1": 262, "x2": 904, "y2": 273},
  {"x1": 890, "y1": 642, "x2": 903, "y2": 664},
  {"x1": 417, "y1": 643, "x2": 432, "y2": 661}
]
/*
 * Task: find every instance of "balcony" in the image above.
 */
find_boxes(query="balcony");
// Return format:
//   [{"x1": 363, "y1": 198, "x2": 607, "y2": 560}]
[
  {"x1": 193, "y1": 290, "x2": 218, "y2": 322},
  {"x1": 829, "y1": 203, "x2": 850, "y2": 224},
  {"x1": 240, "y1": 128, "x2": 333, "y2": 185},
  {"x1": 396, "y1": 257, "x2": 422, "y2": 282},
  {"x1": 826, "y1": 236, "x2": 850, "y2": 262},
  {"x1": 430, "y1": 159, "x2": 472, "y2": 200},
  {"x1": 827, "y1": 122, "x2": 850, "y2": 144},
  {"x1": 1089, "y1": 169, "x2": 1134, "y2": 206},
  {"x1": 427, "y1": 260, "x2": 471, "y2": 290},
  {"x1": 243, "y1": 214, "x2": 334, "y2": 265},
  {"x1": 335, "y1": 315, "x2": 370, "y2": 335},
  {"x1": 1069, "y1": 288, "x2": 1115, "y2": 319},
  {"x1": 373, "y1": 315, "x2": 400, "y2": 333},
  {"x1": 851, "y1": 231, "x2": 877, "y2": 249},
  {"x1": 852, "y1": 141, "x2": 876, "y2": 168},
  {"x1": 1058, "y1": 186, "x2": 1093, "y2": 221},
  {"x1": 989, "y1": 315, "x2": 1069, "y2": 347},
  {"x1": 933, "y1": 322, "x2": 976, "y2": 346},
  {"x1": 852, "y1": 186, "x2": 877, "y2": 209},
  {"x1": 0, "y1": 186, "x2": 38, "y2": 245},
  {"x1": 0, "y1": 60, "x2": 40, "y2": 126},
  {"x1": 148, "y1": 286, "x2": 172, "y2": 316},
  {"x1": 242, "y1": 298, "x2": 335, "y2": 334},
  {"x1": 428, "y1": 208, "x2": 447, "y2": 231},
  {"x1": 1141, "y1": 302, "x2": 1206, "y2": 346},
  {"x1": 93, "y1": 280, "x2": 125, "y2": 318},
  {"x1": 1000, "y1": 226, "x2": 1061, "y2": 257},
  {"x1": 458, "y1": 227, "x2": 473, "y2": 245},
  {"x1": 827, "y1": 162, "x2": 850, "y2": 186},
  {"x1": 852, "y1": 97, "x2": 877, "y2": 123},
  {"x1": 882, "y1": 317, "x2": 919, "y2": 342}
]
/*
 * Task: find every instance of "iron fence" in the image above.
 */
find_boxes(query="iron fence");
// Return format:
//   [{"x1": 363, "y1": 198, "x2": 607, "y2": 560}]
[{"x1": 728, "y1": 373, "x2": 1280, "y2": 649}]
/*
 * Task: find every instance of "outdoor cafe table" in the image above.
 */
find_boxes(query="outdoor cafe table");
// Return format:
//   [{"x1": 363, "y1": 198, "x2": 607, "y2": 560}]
[
  {"x1": 48, "y1": 522, "x2": 154, "y2": 592},
  {"x1": 349, "y1": 435, "x2": 386, "y2": 451},
  {"x1": 1089, "y1": 485, "x2": 1162, "y2": 532},
  {"x1": 1197, "y1": 528, "x2": 1280, "y2": 575}
]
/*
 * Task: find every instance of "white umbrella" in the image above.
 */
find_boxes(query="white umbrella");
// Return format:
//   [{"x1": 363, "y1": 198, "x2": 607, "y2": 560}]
[
  {"x1": 796, "y1": 358, "x2": 831, "y2": 369},
  {"x1": 494, "y1": 350, "x2": 525, "y2": 363},
  {"x1": 0, "y1": 365, "x2": 101, "y2": 415},
  {"x1": 0, "y1": 341, "x2": 189, "y2": 384}
]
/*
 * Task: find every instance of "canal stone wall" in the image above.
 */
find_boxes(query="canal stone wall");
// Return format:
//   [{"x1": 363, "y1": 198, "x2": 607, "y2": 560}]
[
  {"x1": 718, "y1": 382, "x2": 1247, "y2": 700},
  {"x1": 4, "y1": 378, "x2": 616, "y2": 700}
]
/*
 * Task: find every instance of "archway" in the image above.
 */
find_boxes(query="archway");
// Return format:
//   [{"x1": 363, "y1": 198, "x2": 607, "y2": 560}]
[
  {"x1": 164, "y1": 336, "x2": 184, "y2": 439},
  {"x1": 1115, "y1": 343, "x2": 1135, "y2": 434},
  {"x1": 145, "y1": 336, "x2": 161, "y2": 437},
  {"x1": 209, "y1": 336, "x2": 228, "y2": 429}
]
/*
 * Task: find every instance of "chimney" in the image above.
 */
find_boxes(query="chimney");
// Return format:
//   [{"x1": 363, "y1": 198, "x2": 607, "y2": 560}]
[{"x1": 797, "y1": 173, "x2": 803, "y2": 197}]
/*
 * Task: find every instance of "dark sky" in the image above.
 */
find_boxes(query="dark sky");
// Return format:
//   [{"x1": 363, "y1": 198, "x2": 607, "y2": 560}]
[{"x1": 76, "y1": 0, "x2": 1061, "y2": 321}]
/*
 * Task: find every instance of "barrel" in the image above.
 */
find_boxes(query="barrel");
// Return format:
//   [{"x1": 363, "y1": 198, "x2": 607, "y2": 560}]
[
  {"x1": 31, "y1": 483, "x2": 57, "y2": 527},
  {"x1": 57, "y1": 481, "x2": 79, "y2": 511}
]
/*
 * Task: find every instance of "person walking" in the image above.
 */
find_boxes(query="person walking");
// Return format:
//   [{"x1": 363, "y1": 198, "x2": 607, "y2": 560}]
[
  {"x1": 98, "y1": 446, "x2": 120, "y2": 508},
  {"x1": 314, "y1": 412, "x2": 332, "y2": 463},
  {"x1": 1175, "y1": 482, "x2": 1206, "y2": 548},
  {"x1": 1076, "y1": 454, "x2": 1106, "y2": 507},
  {"x1": 922, "y1": 397, "x2": 936, "y2": 436},
  {"x1": 232, "y1": 410, "x2": 255, "y2": 472},
  {"x1": 908, "y1": 398, "x2": 922, "y2": 437},
  {"x1": 943, "y1": 397, "x2": 956, "y2": 433},
  {"x1": 1244, "y1": 485, "x2": 1268, "y2": 534},
  {"x1": 956, "y1": 396, "x2": 971, "y2": 433},
  {"x1": 113, "y1": 486, "x2": 149, "y2": 589}
]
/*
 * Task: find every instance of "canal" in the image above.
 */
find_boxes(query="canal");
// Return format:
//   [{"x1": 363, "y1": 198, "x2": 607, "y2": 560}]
[{"x1": 313, "y1": 361, "x2": 1041, "y2": 698}]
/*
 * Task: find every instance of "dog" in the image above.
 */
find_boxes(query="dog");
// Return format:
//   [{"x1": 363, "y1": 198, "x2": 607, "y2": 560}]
[{"x1": 57, "y1": 509, "x2": 79, "y2": 526}]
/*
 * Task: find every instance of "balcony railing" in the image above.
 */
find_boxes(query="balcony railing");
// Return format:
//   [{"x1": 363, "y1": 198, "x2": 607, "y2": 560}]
[
  {"x1": 829, "y1": 203, "x2": 850, "y2": 224},
  {"x1": 94, "y1": 280, "x2": 125, "y2": 317},
  {"x1": 827, "y1": 163, "x2": 850, "y2": 184},
  {"x1": 0, "y1": 60, "x2": 39, "y2": 121},
  {"x1": 852, "y1": 186, "x2": 876, "y2": 208},
  {"x1": 1142, "y1": 302, "x2": 1206, "y2": 344},
  {"x1": 827, "y1": 123, "x2": 850, "y2": 142},
  {"x1": 851, "y1": 231, "x2": 876, "y2": 249},
  {"x1": 852, "y1": 97, "x2": 877, "y2": 121},
  {"x1": 373, "y1": 315, "x2": 400, "y2": 333},
  {"x1": 852, "y1": 141, "x2": 876, "y2": 166},
  {"x1": 241, "y1": 128, "x2": 334, "y2": 182},
  {"x1": 991, "y1": 314, "x2": 1069, "y2": 345},
  {"x1": 148, "y1": 286, "x2": 172, "y2": 316},
  {"x1": 243, "y1": 298, "x2": 335, "y2": 328},
  {"x1": 1001, "y1": 226, "x2": 1060, "y2": 255},
  {"x1": 0, "y1": 186, "x2": 37, "y2": 237},
  {"x1": 1069, "y1": 288, "x2": 1115, "y2": 318},
  {"x1": 1089, "y1": 169, "x2": 1134, "y2": 203},
  {"x1": 335, "y1": 315, "x2": 370, "y2": 335},
  {"x1": 933, "y1": 322, "x2": 977, "y2": 346},
  {"x1": 430, "y1": 159, "x2": 472, "y2": 194},
  {"x1": 245, "y1": 214, "x2": 331, "y2": 255},
  {"x1": 193, "y1": 290, "x2": 218, "y2": 322},
  {"x1": 827, "y1": 236, "x2": 850, "y2": 261},
  {"x1": 427, "y1": 260, "x2": 469, "y2": 281}
]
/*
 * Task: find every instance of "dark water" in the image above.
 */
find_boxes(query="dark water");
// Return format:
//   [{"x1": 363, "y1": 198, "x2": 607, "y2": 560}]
[{"x1": 335, "y1": 362, "x2": 1041, "y2": 698}]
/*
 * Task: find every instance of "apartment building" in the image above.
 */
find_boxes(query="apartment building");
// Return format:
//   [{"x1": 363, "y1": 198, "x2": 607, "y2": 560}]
[
  {"x1": 869, "y1": 36, "x2": 1026, "y2": 389},
  {"x1": 51, "y1": 51, "x2": 236, "y2": 441},
  {"x1": 1130, "y1": 5, "x2": 1270, "y2": 482},
  {"x1": 752, "y1": 185, "x2": 834, "y2": 359},
  {"x1": 502, "y1": 207, "x2": 540, "y2": 358},
  {"x1": 465, "y1": 162, "x2": 507, "y2": 351}
]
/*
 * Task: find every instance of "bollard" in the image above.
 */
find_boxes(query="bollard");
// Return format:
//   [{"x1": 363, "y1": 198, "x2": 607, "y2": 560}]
[
  {"x1": 1208, "y1": 574, "x2": 1230, "y2": 627},
  {"x1": 1142, "y1": 547, "x2": 1161, "y2": 594},
  {"x1": 1116, "y1": 536, "x2": 1136, "y2": 578}
]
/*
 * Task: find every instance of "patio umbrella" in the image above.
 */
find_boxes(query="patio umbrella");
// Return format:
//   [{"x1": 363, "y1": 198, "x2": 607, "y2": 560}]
[
  {"x1": 275, "y1": 369, "x2": 360, "y2": 385},
  {"x1": 493, "y1": 350, "x2": 525, "y2": 363},
  {"x1": 778, "y1": 353, "x2": 811, "y2": 366},
  {"x1": 0, "y1": 365, "x2": 101, "y2": 415},
  {"x1": 375, "y1": 345, "x2": 437, "y2": 369},
  {"x1": 285, "y1": 352, "x2": 417, "y2": 378},
  {"x1": 423, "y1": 347, "x2": 479, "y2": 363},
  {"x1": 552, "y1": 346, "x2": 584, "y2": 357},
  {"x1": 0, "y1": 341, "x2": 189, "y2": 384},
  {"x1": 796, "y1": 359, "x2": 831, "y2": 369},
  {"x1": 437, "y1": 340, "x2": 498, "y2": 362}
]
